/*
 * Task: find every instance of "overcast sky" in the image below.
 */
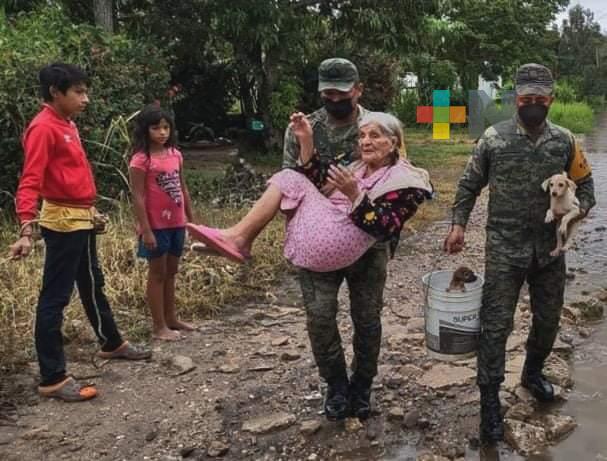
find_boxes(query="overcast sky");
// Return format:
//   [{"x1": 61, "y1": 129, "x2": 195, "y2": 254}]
[{"x1": 555, "y1": 0, "x2": 607, "y2": 33}]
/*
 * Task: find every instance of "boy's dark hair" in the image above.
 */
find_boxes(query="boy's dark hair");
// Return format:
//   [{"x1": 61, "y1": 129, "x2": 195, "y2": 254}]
[
  {"x1": 39, "y1": 63, "x2": 89, "y2": 102},
  {"x1": 132, "y1": 105, "x2": 177, "y2": 156}
]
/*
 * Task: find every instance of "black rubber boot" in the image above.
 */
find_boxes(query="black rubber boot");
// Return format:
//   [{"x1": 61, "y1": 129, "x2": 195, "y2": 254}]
[
  {"x1": 479, "y1": 384, "x2": 504, "y2": 445},
  {"x1": 521, "y1": 354, "x2": 554, "y2": 402},
  {"x1": 324, "y1": 376, "x2": 349, "y2": 421},
  {"x1": 349, "y1": 374, "x2": 372, "y2": 421}
]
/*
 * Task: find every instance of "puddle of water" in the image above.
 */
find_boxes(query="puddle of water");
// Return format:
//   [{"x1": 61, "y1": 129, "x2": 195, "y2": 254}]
[
  {"x1": 384, "y1": 444, "x2": 528, "y2": 461},
  {"x1": 546, "y1": 351, "x2": 607, "y2": 460},
  {"x1": 541, "y1": 119, "x2": 607, "y2": 460}
]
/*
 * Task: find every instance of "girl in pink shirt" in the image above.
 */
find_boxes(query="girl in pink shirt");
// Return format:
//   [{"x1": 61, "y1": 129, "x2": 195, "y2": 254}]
[{"x1": 129, "y1": 106, "x2": 194, "y2": 341}]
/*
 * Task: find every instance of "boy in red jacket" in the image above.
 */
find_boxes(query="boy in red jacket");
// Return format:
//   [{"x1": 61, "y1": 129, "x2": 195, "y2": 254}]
[{"x1": 10, "y1": 63, "x2": 151, "y2": 401}]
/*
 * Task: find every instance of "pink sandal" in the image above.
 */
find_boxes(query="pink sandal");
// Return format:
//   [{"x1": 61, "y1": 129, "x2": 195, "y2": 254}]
[{"x1": 186, "y1": 224, "x2": 247, "y2": 263}]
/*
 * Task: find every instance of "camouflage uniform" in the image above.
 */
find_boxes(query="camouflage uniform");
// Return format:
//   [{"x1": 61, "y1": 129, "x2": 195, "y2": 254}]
[
  {"x1": 452, "y1": 116, "x2": 595, "y2": 386},
  {"x1": 283, "y1": 103, "x2": 395, "y2": 384},
  {"x1": 282, "y1": 105, "x2": 368, "y2": 169},
  {"x1": 298, "y1": 244, "x2": 389, "y2": 382}
]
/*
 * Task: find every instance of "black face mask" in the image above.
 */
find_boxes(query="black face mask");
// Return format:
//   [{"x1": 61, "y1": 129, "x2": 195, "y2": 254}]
[
  {"x1": 518, "y1": 104, "x2": 548, "y2": 128},
  {"x1": 323, "y1": 97, "x2": 355, "y2": 120}
]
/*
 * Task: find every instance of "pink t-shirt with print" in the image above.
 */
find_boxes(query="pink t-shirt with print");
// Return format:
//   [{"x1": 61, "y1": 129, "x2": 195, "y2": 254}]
[{"x1": 129, "y1": 148, "x2": 186, "y2": 230}]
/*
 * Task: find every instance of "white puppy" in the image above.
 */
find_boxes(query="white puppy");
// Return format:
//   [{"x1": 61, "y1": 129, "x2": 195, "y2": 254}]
[{"x1": 542, "y1": 172, "x2": 583, "y2": 256}]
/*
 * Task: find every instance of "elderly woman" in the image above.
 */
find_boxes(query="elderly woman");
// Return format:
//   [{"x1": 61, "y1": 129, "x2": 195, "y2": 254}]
[{"x1": 189, "y1": 112, "x2": 432, "y2": 420}]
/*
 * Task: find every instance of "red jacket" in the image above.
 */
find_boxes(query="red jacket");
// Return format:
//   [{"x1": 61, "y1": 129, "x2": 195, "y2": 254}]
[{"x1": 16, "y1": 104, "x2": 97, "y2": 223}]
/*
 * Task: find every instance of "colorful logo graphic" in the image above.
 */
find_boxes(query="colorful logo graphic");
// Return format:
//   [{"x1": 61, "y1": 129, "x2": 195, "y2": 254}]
[{"x1": 416, "y1": 89, "x2": 466, "y2": 140}]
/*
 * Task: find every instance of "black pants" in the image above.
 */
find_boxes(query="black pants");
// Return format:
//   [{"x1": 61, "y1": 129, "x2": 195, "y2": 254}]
[{"x1": 36, "y1": 227, "x2": 123, "y2": 386}]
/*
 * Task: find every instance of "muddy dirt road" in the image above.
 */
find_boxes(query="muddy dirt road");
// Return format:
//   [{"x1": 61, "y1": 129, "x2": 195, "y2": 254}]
[{"x1": 1, "y1": 121, "x2": 606, "y2": 460}]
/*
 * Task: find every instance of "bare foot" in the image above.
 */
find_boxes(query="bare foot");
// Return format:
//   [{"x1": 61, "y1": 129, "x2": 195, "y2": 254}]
[
  {"x1": 152, "y1": 327, "x2": 182, "y2": 341},
  {"x1": 220, "y1": 229, "x2": 252, "y2": 257},
  {"x1": 167, "y1": 319, "x2": 196, "y2": 331}
]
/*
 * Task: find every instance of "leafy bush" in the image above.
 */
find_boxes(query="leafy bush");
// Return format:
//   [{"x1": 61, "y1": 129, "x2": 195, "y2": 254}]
[
  {"x1": 391, "y1": 89, "x2": 420, "y2": 127},
  {"x1": 550, "y1": 101, "x2": 595, "y2": 133},
  {"x1": 356, "y1": 52, "x2": 402, "y2": 111},
  {"x1": 585, "y1": 95, "x2": 606, "y2": 111},
  {"x1": 555, "y1": 80, "x2": 578, "y2": 104},
  {"x1": 269, "y1": 79, "x2": 302, "y2": 134},
  {"x1": 0, "y1": 5, "x2": 170, "y2": 211}
]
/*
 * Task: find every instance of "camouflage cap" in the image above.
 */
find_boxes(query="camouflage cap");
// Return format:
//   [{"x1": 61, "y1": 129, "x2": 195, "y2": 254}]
[
  {"x1": 318, "y1": 58, "x2": 359, "y2": 92},
  {"x1": 515, "y1": 63, "x2": 554, "y2": 96}
]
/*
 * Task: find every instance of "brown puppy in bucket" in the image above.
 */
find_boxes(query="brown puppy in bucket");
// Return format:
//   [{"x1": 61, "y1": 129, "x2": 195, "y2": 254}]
[{"x1": 447, "y1": 266, "x2": 478, "y2": 292}]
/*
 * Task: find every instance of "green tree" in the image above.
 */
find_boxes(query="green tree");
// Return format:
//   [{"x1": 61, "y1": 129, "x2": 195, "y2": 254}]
[
  {"x1": 116, "y1": 1, "x2": 437, "y2": 149},
  {"x1": 0, "y1": 5, "x2": 170, "y2": 209},
  {"x1": 437, "y1": 0, "x2": 567, "y2": 93},
  {"x1": 558, "y1": 5, "x2": 607, "y2": 99}
]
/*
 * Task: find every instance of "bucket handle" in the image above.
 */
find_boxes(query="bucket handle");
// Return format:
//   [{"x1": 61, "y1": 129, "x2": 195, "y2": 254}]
[
  {"x1": 423, "y1": 222, "x2": 458, "y2": 311},
  {"x1": 423, "y1": 258, "x2": 441, "y2": 312}
]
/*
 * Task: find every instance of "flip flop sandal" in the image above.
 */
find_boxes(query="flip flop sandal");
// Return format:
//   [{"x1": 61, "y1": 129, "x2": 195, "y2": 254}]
[
  {"x1": 38, "y1": 377, "x2": 97, "y2": 402},
  {"x1": 97, "y1": 341, "x2": 152, "y2": 360},
  {"x1": 186, "y1": 224, "x2": 247, "y2": 263}
]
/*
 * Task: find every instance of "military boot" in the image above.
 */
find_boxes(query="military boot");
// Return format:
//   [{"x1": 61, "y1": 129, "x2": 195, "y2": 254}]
[
  {"x1": 349, "y1": 374, "x2": 372, "y2": 420},
  {"x1": 324, "y1": 376, "x2": 349, "y2": 421},
  {"x1": 521, "y1": 353, "x2": 554, "y2": 402},
  {"x1": 479, "y1": 384, "x2": 504, "y2": 444}
]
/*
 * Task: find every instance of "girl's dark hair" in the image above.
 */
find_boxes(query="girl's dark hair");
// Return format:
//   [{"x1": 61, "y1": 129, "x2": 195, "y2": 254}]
[
  {"x1": 132, "y1": 105, "x2": 177, "y2": 156},
  {"x1": 39, "y1": 63, "x2": 89, "y2": 102}
]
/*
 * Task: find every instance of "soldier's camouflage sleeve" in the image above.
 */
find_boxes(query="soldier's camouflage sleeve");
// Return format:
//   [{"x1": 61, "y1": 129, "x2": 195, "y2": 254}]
[
  {"x1": 282, "y1": 125, "x2": 300, "y2": 168},
  {"x1": 451, "y1": 136, "x2": 490, "y2": 227},
  {"x1": 567, "y1": 136, "x2": 596, "y2": 213},
  {"x1": 575, "y1": 174, "x2": 596, "y2": 214}
]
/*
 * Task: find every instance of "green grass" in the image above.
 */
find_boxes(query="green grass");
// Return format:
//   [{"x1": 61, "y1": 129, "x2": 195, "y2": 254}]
[
  {"x1": 404, "y1": 130, "x2": 471, "y2": 226},
  {"x1": 405, "y1": 127, "x2": 472, "y2": 169},
  {"x1": 0, "y1": 203, "x2": 287, "y2": 368},
  {"x1": 408, "y1": 141, "x2": 471, "y2": 169},
  {"x1": 550, "y1": 102, "x2": 595, "y2": 134}
]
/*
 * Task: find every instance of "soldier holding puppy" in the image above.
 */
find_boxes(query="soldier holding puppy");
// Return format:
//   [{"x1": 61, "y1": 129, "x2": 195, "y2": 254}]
[{"x1": 444, "y1": 63, "x2": 596, "y2": 445}]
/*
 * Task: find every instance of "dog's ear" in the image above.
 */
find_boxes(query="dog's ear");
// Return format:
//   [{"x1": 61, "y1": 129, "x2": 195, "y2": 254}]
[
  {"x1": 566, "y1": 178, "x2": 577, "y2": 191},
  {"x1": 541, "y1": 178, "x2": 551, "y2": 192}
]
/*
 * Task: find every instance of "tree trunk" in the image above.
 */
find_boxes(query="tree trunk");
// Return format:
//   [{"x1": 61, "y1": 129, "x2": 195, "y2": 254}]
[
  {"x1": 258, "y1": 52, "x2": 281, "y2": 152},
  {"x1": 93, "y1": 0, "x2": 114, "y2": 33},
  {"x1": 236, "y1": 58, "x2": 256, "y2": 119},
  {"x1": 460, "y1": 68, "x2": 478, "y2": 95}
]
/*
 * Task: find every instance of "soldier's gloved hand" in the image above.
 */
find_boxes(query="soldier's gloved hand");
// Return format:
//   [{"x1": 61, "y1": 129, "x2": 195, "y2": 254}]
[{"x1": 444, "y1": 224, "x2": 465, "y2": 254}]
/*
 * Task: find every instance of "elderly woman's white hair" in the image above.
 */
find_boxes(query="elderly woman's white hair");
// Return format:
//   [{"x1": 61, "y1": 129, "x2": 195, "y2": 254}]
[{"x1": 358, "y1": 111, "x2": 406, "y2": 161}]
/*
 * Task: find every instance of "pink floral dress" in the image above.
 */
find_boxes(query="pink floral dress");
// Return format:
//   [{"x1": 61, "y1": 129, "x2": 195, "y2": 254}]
[{"x1": 268, "y1": 154, "x2": 431, "y2": 272}]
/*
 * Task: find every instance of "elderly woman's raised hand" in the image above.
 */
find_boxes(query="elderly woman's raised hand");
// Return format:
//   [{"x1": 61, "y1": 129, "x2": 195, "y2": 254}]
[
  {"x1": 327, "y1": 164, "x2": 360, "y2": 202},
  {"x1": 289, "y1": 112, "x2": 313, "y2": 142},
  {"x1": 290, "y1": 112, "x2": 314, "y2": 164}
]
